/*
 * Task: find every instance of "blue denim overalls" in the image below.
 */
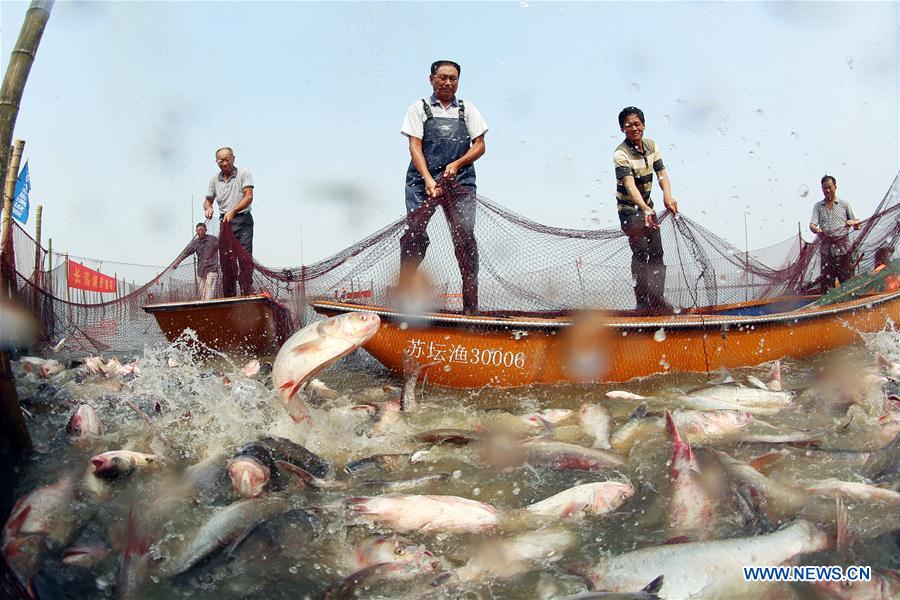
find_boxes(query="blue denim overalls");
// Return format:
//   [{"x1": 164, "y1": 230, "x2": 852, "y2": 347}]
[{"x1": 399, "y1": 98, "x2": 479, "y2": 314}]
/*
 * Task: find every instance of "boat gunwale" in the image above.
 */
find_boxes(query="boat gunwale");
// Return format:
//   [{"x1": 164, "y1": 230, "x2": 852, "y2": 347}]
[
  {"x1": 142, "y1": 294, "x2": 276, "y2": 314},
  {"x1": 311, "y1": 289, "x2": 900, "y2": 331}
]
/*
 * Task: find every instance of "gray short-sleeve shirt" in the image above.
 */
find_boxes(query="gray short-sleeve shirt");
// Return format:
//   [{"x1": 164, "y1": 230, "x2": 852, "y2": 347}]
[
  {"x1": 207, "y1": 167, "x2": 254, "y2": 214},
  {"x1": 810, "y1": 197, "x2": 855, "y2": 237}
]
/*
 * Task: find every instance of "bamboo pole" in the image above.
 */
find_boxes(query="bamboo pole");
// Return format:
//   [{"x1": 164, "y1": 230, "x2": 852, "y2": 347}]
[
  {"x1": 46, "y1": 236, "x2": 51, "y2": 297},
  {"x1": 0, "y1": 1, "x2": 54, "y2": 456},
  {"x1": 65, "y1": 253, "x2": 71, "y2": 332},
  {"x1": 0, "y1": 141, "x2": 24, "y2": 257},
  {"x1": 32, "y1": 204, "x2": 41, "y2": 310}
]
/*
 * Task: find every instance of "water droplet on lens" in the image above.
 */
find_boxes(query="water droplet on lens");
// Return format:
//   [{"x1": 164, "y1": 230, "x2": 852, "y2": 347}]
[
  {"x1": 628, "y1": 82, "x2": 640, "y2": 93},
  {"x1": 654, "y1": 328, "x2": 667, "y2": 342},
  {"x1": 790, "y1": 131, "x2": 799, "y2": 140},
  {"x1": 664, "y1": 114, "x2": 671, "y2": 124},
  {"x1": 798, "y1": 185, "x2": 809, "y2": 197},
  {"x1": 754, "y1": 108, "x2": 764, "y2": 117}
]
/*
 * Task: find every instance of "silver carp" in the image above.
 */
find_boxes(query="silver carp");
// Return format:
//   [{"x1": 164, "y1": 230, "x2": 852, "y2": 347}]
[
  {"x1": 579, "y1": 404, "x2": 612, "y2": 449},
  {"x1": 665, "y1": 411, "x2": 715, "y2": 537},
  {"x1": 272, "y1": 312, "x2": 380, "y2": 424},
  {"x1": 456, "y1": 527, "x2": 575, "y2": 581},
  {"x1": 525, "y1": 481, "x2": 634, "y2": 519},
  {"x1": 163, "y1": 497, "x2": 294, "y2": 576},
  {"x1": 89, "y1": 451, "x2": 158, "y2": 480},
  {"x1": 66, "y1": 404, "x2": 103, "y2": 443},
  {"x1": 713, "y1": 450, "x2": 806, "y2": 524},
  {"x1": 351, "y1": 534, "x2": 435, "y2": 572},
  {"x1": 344, "y1": 494, "x2": 498, "y2": 533},
  {"x1": 582, "y1": 520, "x2": 828, "y2": 599},
  {"x1": 521, "y1": 439, "x2": 625, "y2": 471}
]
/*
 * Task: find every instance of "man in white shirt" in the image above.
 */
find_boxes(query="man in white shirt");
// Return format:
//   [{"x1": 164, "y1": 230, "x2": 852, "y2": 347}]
[{"x1": 398, "y1": 60, "x2": 488, "y2": 315}]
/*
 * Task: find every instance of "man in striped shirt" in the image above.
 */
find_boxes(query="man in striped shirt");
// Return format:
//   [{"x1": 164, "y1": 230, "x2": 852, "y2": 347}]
[
  {"x1": 613, "y1": 107, "x2": 679, "y2": 314},
  {"x1": 809, "y1": 174, "x2": 860, "y2": 292}
]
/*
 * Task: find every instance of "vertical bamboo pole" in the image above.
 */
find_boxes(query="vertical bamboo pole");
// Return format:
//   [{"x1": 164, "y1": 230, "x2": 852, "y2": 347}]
[
  {"x1": 32, "y1": 204, "x2": 41, "y2": 310},
  {"x1": 46, "y1": 237, "x2": 52, "y2": 297},
  {"x1": 0, "y1": 141, "x2": 24, "y2": 257},
  {"x1": 114, "y1": 271, "x2": 118, "y2": 299},
  {"x1": 0, "y1": 1, "x2": 55, "y2": 456},
  {"x1": 65, "y1": 253, "x2": 71, "y2": 332}
]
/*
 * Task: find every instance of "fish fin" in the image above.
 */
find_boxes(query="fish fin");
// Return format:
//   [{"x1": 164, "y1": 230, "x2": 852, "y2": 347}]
[
  {"x1": 124, "y1": 509, "x2": 150, "y2": 560},
  {"x1": 749, "y1": 451, "x2": 785, "y2": 474},
  {"x1": 285, "y1": 394, "x2": 312, "y2": 425},
  {"x1": 835, "y1": 496, "x2": 849, "y2": 554},
  {"x1": 628, "y1": 404, "x2": 649, "y2": 420},
  {"x1": 225, "y1": 525, "x2": 260, "y2": 559},
  {"x1": 746, "y1": 375, "x2": 768, "y2": 391},
  {"x1": 4, "y1": 503, "x2": 32, "y2": 538},
  {"x1": 709, "y1": 367, "x2": 736, "y2": 385},
  {"x1": 664, "y1": 410, "x2": 686, "y2": 453},
  {"x1": 766, "y1": 360, "x2": 782, "y2": 391},
  {"x1": 275, "y1": 459, "x2": 339, "y2": 489},
  {"x1": 559, "y1": 502, "x2": 578, "y2": 519},
  {"x1": 291, "y1": 338, "x2": 327, "y2": 355},
  {"x1": 664, "y1": 535, "x2": 693, "y2": 545},
  {"x1": 643, "y1": 575, "x2": 665, "y2": 596}
]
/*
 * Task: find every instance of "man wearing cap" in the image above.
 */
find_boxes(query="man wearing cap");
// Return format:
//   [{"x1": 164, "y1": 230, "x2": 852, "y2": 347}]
[
  {"x1": 614, "y1": 106, "x2": 678, "y2": 314},
  {"x1": 398, "y1": 60, "x2": 488, "y2": 315},
  {"x1": 204, "y1": 147, "x2": 255, "y2": 296}
]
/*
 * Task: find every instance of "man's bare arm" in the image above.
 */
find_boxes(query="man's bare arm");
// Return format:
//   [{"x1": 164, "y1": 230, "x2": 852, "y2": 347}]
[{"x1": 444, "y1": 135, "x2": 485, "y2": 179}]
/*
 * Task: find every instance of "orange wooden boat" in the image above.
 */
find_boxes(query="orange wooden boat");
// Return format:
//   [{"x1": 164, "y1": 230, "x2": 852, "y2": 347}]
[
  {"x1": 143, "y1": 294, "x2": 293, "y2": 355},
  {"x1": 311, "y1": 289, "x2": 900, "y2": 388}
]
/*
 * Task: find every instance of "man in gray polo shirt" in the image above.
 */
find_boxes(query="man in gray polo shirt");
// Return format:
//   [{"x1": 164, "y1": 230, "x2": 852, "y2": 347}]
[
  {"x1": 203, "y1": 147, "x2": 255, "y2": 296},
  {"x1": 173, "y1": 222, "x2": 219, "y2": 300},
  {"x1": 809, "y1": 174, "x2": 860, "y2": 293}
]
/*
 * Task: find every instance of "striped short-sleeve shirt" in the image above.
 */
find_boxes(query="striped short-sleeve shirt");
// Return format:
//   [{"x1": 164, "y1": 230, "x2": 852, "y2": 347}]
[{"x1": 614, "y1": 138, "x2": 665, "y2": 214}]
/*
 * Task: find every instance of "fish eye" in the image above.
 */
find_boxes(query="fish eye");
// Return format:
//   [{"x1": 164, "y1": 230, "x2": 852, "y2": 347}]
[{"x1": 395, "y1": 547, "x2": 405, "y2": 555}]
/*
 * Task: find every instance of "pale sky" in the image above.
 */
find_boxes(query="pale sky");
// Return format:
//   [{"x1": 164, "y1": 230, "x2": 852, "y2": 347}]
[{"x1": 2, "y1": 1, "x2": 897, "y2": 282}]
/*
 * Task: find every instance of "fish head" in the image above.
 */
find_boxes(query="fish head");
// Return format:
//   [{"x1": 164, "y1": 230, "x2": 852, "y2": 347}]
[
  {"x1": 227, "y1": 457, "x2": 271, "y2": 498},
  {"x1": 610, "y1": 481, "x2": 636, "y2": 504},
  {"x1": 39, "y1": 360, "x2": 64, "y2": 378},
  {"x1": 323, "y1": 312, "x2": 381, "y2": 344},
  {"x1": 66, "y1": 404, "x2": 102, "y2": 440},
  {"x1": 354, "y1": 535, "x2": 434, "y2": 570},
  {"x1": 90, "y1": 453, "x2": 135, "y2": 479},
  {"x1": 242, "y1": 359, "x2": 261, "y2": 378}
]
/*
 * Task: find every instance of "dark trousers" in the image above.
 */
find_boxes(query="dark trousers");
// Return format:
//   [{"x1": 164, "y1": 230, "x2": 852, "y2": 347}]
[
  {"x1": 399, "y1": 192, "x2": 479, "y2": 314},
  {"x1": 820, "y1": 252, "x2": 853, "y2": 293},
  {"x1": 220, "y1": 212, "x2": 254, "y2": 297},
  {"x1": 620, "y1": 212, "x2": 669, "y2": 313}
]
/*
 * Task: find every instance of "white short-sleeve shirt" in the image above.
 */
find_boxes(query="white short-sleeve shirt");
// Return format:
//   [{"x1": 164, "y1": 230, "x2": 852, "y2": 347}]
[{"x1": 400, "y1": 95, "x2": 488, "y2": 141}]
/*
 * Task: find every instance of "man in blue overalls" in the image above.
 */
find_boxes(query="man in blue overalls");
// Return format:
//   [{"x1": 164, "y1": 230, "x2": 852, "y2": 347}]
[{"x1": 399, "y1": 60, "x2": 488, "y2": 315}]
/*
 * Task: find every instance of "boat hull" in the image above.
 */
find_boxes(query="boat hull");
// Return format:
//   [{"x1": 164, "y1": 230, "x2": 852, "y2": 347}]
[
  {"x1": 143, "y1": 294, "x2": 293, "y2": 355},
  {"x1": 312, "y1": 291, "x2": 900, "y2": 388}
]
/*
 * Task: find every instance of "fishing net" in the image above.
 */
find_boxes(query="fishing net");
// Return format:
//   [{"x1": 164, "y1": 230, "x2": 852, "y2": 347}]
[{"x1": 4, "y1": 172, "x2": 899, "y2": 358}]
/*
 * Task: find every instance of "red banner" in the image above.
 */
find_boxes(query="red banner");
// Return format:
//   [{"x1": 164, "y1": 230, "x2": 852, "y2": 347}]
[{"x1": 68, "y1": 260, "x2": 117, "y2": 293}]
